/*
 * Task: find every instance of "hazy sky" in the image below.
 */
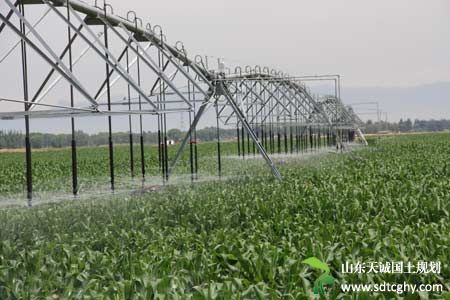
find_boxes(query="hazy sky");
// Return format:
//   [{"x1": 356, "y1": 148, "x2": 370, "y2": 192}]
[
  {"x1": 0, "y1": 0, "x2": 449, "y2": 132},
  {"x1": 1, "y1": 0, "x2": 449, "y2": 86},
  {"x1": 104, "y1": 0, "x2": 450, "y2": 87}
]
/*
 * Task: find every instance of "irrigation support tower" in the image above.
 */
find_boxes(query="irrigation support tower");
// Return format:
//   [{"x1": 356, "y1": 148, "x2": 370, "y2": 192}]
[{"x1": 0, "y1": 0, "x2": 367, "y2": 202}]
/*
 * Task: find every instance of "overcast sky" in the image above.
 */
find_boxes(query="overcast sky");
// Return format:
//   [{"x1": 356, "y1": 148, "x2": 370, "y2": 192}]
[
  {"x1": 0, "y1": 0, "x2": 449, "y2": 132},
  {"x1": 105, "y1": 0, "x2": 450, "y2": 87}
]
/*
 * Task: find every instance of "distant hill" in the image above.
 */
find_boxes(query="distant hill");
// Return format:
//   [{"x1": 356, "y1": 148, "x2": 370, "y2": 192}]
[
  {"x1": 1, "y1": 82, "x2": 449, "y2": 133},
  {"x1": 340, "y1": 82, "x2": 450, "y2": 121}
]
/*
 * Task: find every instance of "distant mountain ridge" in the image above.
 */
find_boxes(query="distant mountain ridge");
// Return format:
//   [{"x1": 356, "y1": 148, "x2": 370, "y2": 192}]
[
  {"x1": 0, "y1": 82, "x2": 448, "y2": 133},
  {"x1": 308, "y1": 81, "x2": 450, "y2": 122},
  {"x1": 341, "y1": 82, "x2": 450, "y2": 121}
]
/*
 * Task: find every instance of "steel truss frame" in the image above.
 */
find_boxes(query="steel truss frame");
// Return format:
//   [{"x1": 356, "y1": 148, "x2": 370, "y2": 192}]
[{"x1": 0, "y1": 0, "x2": 366, "y2": 202}]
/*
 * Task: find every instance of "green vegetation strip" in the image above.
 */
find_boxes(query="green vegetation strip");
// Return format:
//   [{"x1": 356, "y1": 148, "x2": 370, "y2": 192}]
[{"x1": 0, "y1": 141, "x2": 238, "y2": 195}]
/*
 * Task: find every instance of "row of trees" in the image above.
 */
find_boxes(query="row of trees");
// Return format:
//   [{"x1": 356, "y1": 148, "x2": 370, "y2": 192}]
[
  {"x1": 0, "y1": 127, "x2": 237, "y2": 149},
  {"x1": 1, "y1": 119, "x2": 449, "y2": 148},
  {"x1": 364, "y1": 118, "x2": 450, "y2": 134}
]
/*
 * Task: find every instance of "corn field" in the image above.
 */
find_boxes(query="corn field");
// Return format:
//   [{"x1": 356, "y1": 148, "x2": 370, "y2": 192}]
[{"x1": 0, "y1": 133, "x2": 449, "y2": 299}]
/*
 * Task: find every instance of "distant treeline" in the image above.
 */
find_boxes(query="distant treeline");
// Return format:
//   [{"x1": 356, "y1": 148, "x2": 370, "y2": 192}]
[
  {"x1": 0, "y1": 127, "x2": 237, "y2": 149},
  {"x1": 364, "y1": 118, "x2": 450, "y2": 134},
  {"x1": 1, "y1": 118, "x2": 449, "y2": 148}
]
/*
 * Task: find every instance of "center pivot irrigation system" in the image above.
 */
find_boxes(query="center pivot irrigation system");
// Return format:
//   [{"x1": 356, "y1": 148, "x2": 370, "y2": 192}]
[{"x1": 0, "y1": 0, "x2": 367, "y2": 203}]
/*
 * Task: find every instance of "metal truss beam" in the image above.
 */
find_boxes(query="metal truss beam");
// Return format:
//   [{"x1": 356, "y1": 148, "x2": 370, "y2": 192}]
[
  {"x1": 0, "y1": 0, "x2": 366, "y2": 191},
  {"x1": 0, "y1": 9, "x2": 98, "y2": 108},
  {"x1": 45, "y1": 1, "x2": 158, "y2": 110}
]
